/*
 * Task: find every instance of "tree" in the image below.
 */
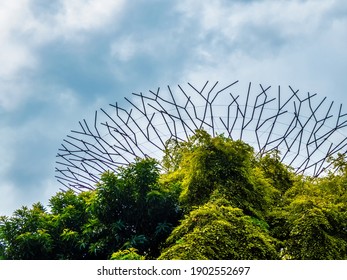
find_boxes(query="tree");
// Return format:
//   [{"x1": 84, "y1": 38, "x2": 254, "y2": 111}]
[
  {"x1": 0, "y1": 203, "x2": 52, "y2": 259},
  {"x1": 89, "y1": 157, "x2": 181, "y2": 259},
  {"x1": 162, "y1": 129, "x2": 278, "y2": 218},
  {"x1": 0, "y1": 191, "x2": 96, "y2": 260},
  {"x1": 0, "y1": 158, "x2": 181, "y2": 259},
  {"x1": 160, "y1": 129, "x2": 347, "y2": 259},
  {"x1": 1, "y1": 130, "x2": 347, "y2": 260},
  {"x1": 268, "y1": 176, "x2": 347, "y2": 259},
  {"x1": 257, "y1": 150, "x2": 294, "y2": 194},
  {"x1": 110, "y1": 248, "x2": 145, "y2": 260},
  {"x1": 159, "y1": 199, "x2": 279, "y2": 260}
]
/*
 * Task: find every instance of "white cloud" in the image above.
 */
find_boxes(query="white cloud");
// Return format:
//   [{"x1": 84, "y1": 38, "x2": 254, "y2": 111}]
[
  {"x1": 173, "y1": 0, "x2": 347, "y2": 98},
  {"x1": 110, "y1": 36, "x2": 138, "y2": 62},
  {"x1": 177, "y1": 0, "x2": 338, "y2": 54},
  {"x1": 58, "y1": 0, "x2": 125, "y2": 33},
  {"x1": 27, "y1": 0, "x2": 126, "y2": 42},
  {"x1": 0, "y1": 1, "x2": 36, "y2": 68},
  {"x1": 0, "y1": 0, "x2": 126, "y2": 111},
  {"x1": 0, "y1": 43, "x2": 36, "y2": 79},
  {"x1": 0, "y1": 1, "x2": 30, "y2": 39},
  {"x1": 0, "y1": 1, "x2": 37, "y2": 110}
]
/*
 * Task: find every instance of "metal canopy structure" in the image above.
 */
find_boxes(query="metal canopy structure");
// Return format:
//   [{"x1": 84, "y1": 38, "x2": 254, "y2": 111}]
[{"x1": 55, "y1": 81, "x2": 347, "y2": 191}]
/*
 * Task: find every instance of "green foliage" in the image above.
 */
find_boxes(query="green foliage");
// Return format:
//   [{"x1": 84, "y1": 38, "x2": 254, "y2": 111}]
[
  {"x1": 160, "y1": 129, "x2": 347, "y2": 259},
  {"x1": 0, "y1": 192, "x2": 95, "y2": 259},
  {"x1": 110, "y1": 248, "x2": 145, "y2": 260},
  {"x1": 257, "y1": 150, "x2": 294, "y2": 194},
  {"x1": 91, "y1": 157, "x2": 181, "y2": 258},
  {"x1": 0, "y1": 158, "x2": 180, "y2": 260},
  {"x1": 1, "y1": 129, "x2": 347, "y2": 260},
  {"x1": 162, "y1": 129, "x2": 277, "y2": 218},
  {"x1": 0, "y1": 203, "x2": 52, "y2": 259},
  {"x1": 158, "y1": 199, "x2": 279, "y2": 260},
  {"x1": 269, "y1": 178, "x2": 347, "y2": 259}
]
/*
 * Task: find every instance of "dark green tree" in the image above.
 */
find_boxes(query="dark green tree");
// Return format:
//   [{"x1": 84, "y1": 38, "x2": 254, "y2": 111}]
[
  {"x1": 0, "y1": 203, "x2": 52, "y2": 259},
  {"x1": 88, "y1": 157, "x2": 181, "y2": 258},
  {"x1": 0, "y1": 158, "x2": 180, "y2": 260}
]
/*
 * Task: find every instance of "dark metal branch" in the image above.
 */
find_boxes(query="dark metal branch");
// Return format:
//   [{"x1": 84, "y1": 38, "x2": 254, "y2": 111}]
[{"x1": 56, "y1": 81, "x2": 347, "y2": 190}]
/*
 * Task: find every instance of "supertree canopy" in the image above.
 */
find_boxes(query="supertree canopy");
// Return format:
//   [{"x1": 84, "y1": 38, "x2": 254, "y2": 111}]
[{"x1": 55, "y1": 80, "x2": 347, "y2": 191}]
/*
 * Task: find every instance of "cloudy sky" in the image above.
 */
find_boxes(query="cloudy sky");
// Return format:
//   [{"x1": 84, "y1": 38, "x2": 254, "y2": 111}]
[{"x1": 1, "y1": 0, "x2": 347, "y2": 216}]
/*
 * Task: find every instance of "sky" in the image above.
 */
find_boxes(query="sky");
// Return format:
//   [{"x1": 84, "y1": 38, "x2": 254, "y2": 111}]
[{"x1": 1, "y1": 0, "x2": 347, "y2": 216}]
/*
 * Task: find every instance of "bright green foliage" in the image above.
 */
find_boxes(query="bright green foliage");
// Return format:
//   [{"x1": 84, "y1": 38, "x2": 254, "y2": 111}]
[
  {"x1": 158, "y1": 199, "x2": 279, "y2": 260},
  {"x1": 269, "y1": 177, "x2": 347, "y2": 259},
  {"x1": 163, "y1": 129, "x2": 278, "y2": 218},
  {"x1": 110, "y1": 248, "x2": 145, "y2": 260},
  {"x1": 160, "y1": 129, "x2": 347, "y2": 260},
  {"x1": 257, "y1": 150, "x2": 294, "y2": 194},
  {"x1": 1, "y1": 130, "x2": 347, "y2": 260}
]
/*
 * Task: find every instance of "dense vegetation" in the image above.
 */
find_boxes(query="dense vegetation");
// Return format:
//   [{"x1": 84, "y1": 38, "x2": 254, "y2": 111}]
[{"x1": 1, "y1": 129, "x2": 347, "y2": 260}]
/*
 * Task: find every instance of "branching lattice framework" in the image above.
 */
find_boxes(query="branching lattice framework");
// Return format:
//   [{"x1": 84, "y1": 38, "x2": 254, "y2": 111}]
[{"x1": 56, "y1": 81, "x2": 347, "y2": 191}]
